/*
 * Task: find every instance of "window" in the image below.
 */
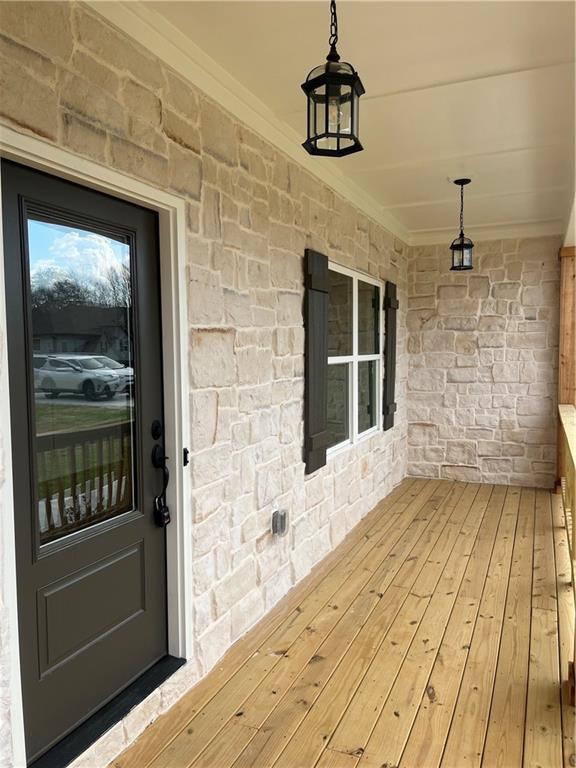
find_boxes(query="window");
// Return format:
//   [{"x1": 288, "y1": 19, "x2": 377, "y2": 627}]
[{"x1": 326, "y1": 263, "x2": 382, "y2": 452}]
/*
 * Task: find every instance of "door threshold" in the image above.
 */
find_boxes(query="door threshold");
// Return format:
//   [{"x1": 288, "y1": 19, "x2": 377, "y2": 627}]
[{"x1": 30, "y1": 655, "x2": 186, "y2": 768}]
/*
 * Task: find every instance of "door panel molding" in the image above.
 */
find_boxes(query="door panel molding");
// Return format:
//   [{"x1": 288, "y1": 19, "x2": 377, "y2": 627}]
[{"x1": 0, "y1": 125, "x2": 191, "y2": 766}]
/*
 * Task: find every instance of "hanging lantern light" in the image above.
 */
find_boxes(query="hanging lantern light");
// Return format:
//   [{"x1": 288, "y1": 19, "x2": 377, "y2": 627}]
[
  {"x1": 450, "y1": 178, "x2": 474, "y2": 271},
  {"x1": 301, "y1": 0, "x2": 365, "y2": 157}
]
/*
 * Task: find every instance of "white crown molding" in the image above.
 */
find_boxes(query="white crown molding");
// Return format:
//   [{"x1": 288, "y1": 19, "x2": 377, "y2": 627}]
[
  {"x1": 410, "y1": 218, "x2": 565, "y2": 246},
  {"x1": 86, "y1": 0, "x2": 410, "y2": 244}
]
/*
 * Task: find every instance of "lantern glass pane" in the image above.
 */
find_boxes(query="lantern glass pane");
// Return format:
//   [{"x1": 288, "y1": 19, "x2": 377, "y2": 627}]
[
  {"x1": 318, "y1": 135, "x2": 339, "y2": 152},
  {"x1": 314, "y1": 85, "x2": 326, "y2": 142},
  {"x1": 327, "y1": 85, "x2": 342, "y2": 135},
  {"x1": 339, "y1": 87, "x2": 352, "y2": 134},
  {"x1": 463, "y1": 247, "x2": 473, "y2": 268}
]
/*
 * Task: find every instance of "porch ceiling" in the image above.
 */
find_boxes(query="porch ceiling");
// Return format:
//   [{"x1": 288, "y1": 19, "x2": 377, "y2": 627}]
[{"x1": 141, "y1": 0, "x2": 575, "y2": 244}]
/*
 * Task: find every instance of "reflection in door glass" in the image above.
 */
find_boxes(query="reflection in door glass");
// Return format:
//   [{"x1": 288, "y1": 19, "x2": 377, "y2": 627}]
[{"x1": 27, "y1": 219, "x2": 136, "y2": 545}]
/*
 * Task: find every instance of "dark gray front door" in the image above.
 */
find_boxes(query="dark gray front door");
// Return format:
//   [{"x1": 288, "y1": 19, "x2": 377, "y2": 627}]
[{"x1": 2, "y1": 160, "x2": 168, "y2": 763}]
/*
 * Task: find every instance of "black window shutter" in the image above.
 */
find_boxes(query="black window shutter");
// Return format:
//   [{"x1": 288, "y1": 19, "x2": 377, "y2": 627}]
[
  {"x1": 304, "y1": 249, "x2": 329, "y2": 473},
  {"x1": 383, "y1": 281, "x2": 398, "y2": 431}
]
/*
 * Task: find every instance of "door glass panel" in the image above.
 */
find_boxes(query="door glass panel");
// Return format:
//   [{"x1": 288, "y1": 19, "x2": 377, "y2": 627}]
[
  {"x1": 358, "y1": 280, "x2": 380, "y2": 355},
  {"x1": 327, "y1": 363, "x2": 349, "y2": 449},
  {"x1": 328, "y1": 269, "x2": 353, "y2": 356},
  {"x1": 27, "y1": 218, "x2": 136, "y2": 545},
  {"x1": 358, "y1": 360, "x2": 377, "y2": 434}
]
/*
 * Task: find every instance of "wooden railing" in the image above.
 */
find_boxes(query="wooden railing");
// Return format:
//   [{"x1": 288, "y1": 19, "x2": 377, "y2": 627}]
[
  {"x1": 557, "y1": 404, "x2": 576, "y2": 704},
  {"x1": 36, "y1": 421, "x2": 133, "y2": 544}
]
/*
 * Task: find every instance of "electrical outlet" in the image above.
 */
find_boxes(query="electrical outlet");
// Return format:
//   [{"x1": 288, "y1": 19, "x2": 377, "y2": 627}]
[{"x1": 271, "y1": 509, "x2": 288, "y2": 537}]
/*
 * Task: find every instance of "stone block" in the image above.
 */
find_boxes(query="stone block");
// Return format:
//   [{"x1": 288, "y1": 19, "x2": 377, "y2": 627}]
[
  {"x1": 408, "y1": 369, "x2": 444, "y2": 391},
  {"x1": 214, "y1": 558, "x2": 257, "y2": 617},
  {"x1": 191, "y1": 390, "x2": 218, "y2": 450},
  {"x1": 518, "y1": 236, "x2": 561, "y2": 260},
  {"x1": 408, "y1": 423, "x2": 438, "y2": 446},
  {"x1": 127, "y1": 116, "x2": 167, "y2": 155},
  {"x1": 477, "y1": 441, "x2": 502, "y2": 457},
  {"x1": 521, "y1": 286, "x2": 542, "y2": 306},
  {"x1": 0, "y1": 56, "x2": 58, "y2": 139},
  {"x1": 61, "y1": 113, "x2": 106, "y2": 162},
  {"x1": 168, "y1": 143, "x2": 202, "y2": 199},
  {"x1": 75, "y1": 6, "x2": 164, "y2": 88},
  {"x1": 189, "y1": 329, "x2": 236, "y2": 387},
  {"x1": 163, "y1": 109, "x2": 201, "y2": 153},
  {"x1": 517, "y1": 397, "x2": 552, "y2": 416},
  {"x1": 191, "y1": 444, "x2": 232, "y2": 489},
  {"x1": 109, "y1": 136, "x2": 169, "y2": 187},
  {"x1": 277, "y1": 292, "x2": 302, "y2": 325},
  {"x1": 478, "y1": 315, "x2": 506, "y2": 332},
  {"x1": 406, "y1": 309, "x2": 436, "y2": 331},
  {"x1": 202, "y1": 186, "x2": 221, "y2": 239},
  {"x1": 447, "y1": 367, "x2": 476, "y2": 383},
  {"x1": 0, "y1": 0, "x2": 73, "y2": 62},
  {"x1": 422, "y1": 331, "x2": 455, "y2": 352},
  {"x1": 440, "y1": 316, "x2": 478, "y2": 331},
  {"x1": 122, "y1": 79, "x2": 161, "y2": 125},
  {"x1": 438, "y1": 285, "x2": 467, "y2": 300},
  {"x1": 437, "y1": 298, "x2": 479, "y2": 317},
  {"x1": 479, "y1": 253, "x2": 503, "y2": 270},
  {"x1": 468, "y1": 275, "x2": 490, "y2": 298},
  {"x1": 455, "y1": 334, "x2": 476, "y2": 355},
  {"x1": 201, "y1": 98, "x2": 238, "y2": 165},
  {"x1": 164, "y1": 68, "x2": 199, "y2": 121},
  {"x1": 492, "y1": 282, "x2": 520, "y2": 300},
  {"x1": 445, "y1": 440, "x2": 477, "y2": 465},
  {"x1": 407, "y1": 462, "x2": 440, "y2": 478},
  {"x1": 231, "y1": 589, "x2": 265, "y2": 640},
  {"x1": 440, "y1": 465, "x2": 481, "y2": 482},
  {"x1": 0, "y1": 32, "x2": 56, "y2": 84},
  {"x1": 256, "y1": 459, "x2": 282, "y2": 508},
  {"x1": 71, "y1": 50, "x2": 119, "y2": 95},
  {"x1": 507, "y1": 333, "x2": 547, "y2": 349},
  {"x1": 478, "y1": 333, "x2": 505, "y2": 348},
  {"x1": 481, "y1": 458, "x2": 512, "y2": 473},
  {"x1": 198, "y1": 613, "x2": 232, "y2": 672},
  {"x1": 492, "y1": 363, "x2": 519, "y2": 382}
]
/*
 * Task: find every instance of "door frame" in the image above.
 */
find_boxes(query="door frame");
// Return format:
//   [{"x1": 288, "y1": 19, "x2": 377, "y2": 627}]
[{"x1": 0, "y1": 125, "x2": 192, "y2": 766}]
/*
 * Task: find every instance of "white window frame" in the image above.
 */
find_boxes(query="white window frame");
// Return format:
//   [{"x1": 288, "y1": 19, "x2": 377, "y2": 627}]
[{"x1": 327, "y1": 261, "x2": 383, "y2": 457}]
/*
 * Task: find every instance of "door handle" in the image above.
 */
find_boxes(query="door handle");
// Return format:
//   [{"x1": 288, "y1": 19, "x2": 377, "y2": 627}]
[{"x1": 151, "y1": 444, "x2": 170, "y2": 527}]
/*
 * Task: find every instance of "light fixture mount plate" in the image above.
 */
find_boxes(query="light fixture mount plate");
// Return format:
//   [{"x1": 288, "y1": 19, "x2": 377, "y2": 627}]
[{"x1": 453, "y1": 178, "x2": 471, "y2": 186}]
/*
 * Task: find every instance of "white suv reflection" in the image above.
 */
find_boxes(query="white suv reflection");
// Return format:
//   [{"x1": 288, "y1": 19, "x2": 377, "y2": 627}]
[
  {"x1": 34, "y1": 354, "x2": 122, "y2": 401},
  {"x1": 92, "y1": 356, "x2": 134, "y2": 394}
]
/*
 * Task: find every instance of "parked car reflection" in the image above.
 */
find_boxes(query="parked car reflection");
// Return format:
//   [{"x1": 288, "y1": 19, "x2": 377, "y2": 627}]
[
  {"x1": 34, "y1": 354, "x2": 123, "y2": 400},
  {"x1": 91, "y1": 356, "x2": 134, "y2": 394}
]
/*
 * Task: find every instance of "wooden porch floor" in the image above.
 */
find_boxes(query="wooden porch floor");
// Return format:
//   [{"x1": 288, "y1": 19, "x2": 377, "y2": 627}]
[{"x1": 112, "y1": 479, "x2": 575, "y2": 768}]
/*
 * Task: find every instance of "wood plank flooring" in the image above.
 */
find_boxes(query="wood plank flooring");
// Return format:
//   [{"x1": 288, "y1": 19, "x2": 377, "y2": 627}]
[{"x1": 111, "y1": 479, "x2": 575, "y2": 768}]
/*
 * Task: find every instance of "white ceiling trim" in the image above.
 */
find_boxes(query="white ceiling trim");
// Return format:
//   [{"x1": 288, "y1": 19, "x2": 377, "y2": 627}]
[
  {"x1": 87, "y1": 1, "x2": 410, "y2": 243},
  {"x1": 384, "y1": 185, "x2": 569, "y2": 212},
  {"x1": 411, "y1": 218, "x2": 564, "y2": 247}
]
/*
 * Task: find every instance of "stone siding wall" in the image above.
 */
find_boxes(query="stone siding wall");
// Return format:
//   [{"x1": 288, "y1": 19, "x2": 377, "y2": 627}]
[
  {"x1": 407, "y1": 237, "x2": 561, "y2": 487},
  {"x1": 0, "y1": 3, "x2": 408, "y2": 766}
]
